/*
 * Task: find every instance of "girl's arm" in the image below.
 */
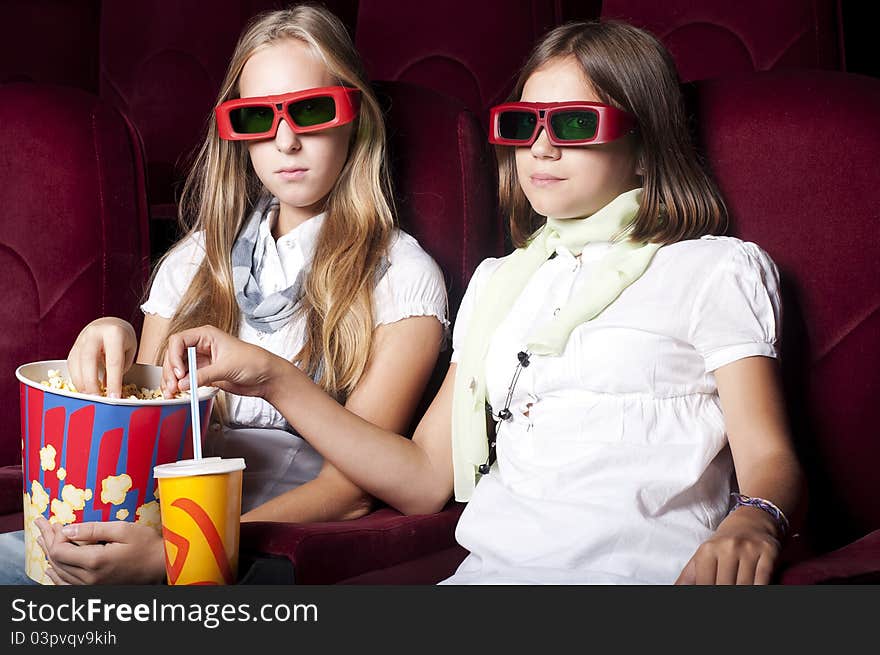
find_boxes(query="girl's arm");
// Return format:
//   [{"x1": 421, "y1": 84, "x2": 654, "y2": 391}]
[
  {"x1": 676, "y1": 355, "x2": 807, "y2": 585},
  {"x1": 164, "y1": 324, "x2": 457, "y2": 516},
  {"x1": 241, "y1": 314, "x2": 445, "y2": 523},
  {"x1": 136, "y1": 313, "x2": 171, "y2": 365}
]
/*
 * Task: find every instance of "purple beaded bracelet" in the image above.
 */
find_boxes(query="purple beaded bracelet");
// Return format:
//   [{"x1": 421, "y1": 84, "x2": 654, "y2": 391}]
[{"x1": 730, "y1": 493, "x2": 790, "y2": 538}]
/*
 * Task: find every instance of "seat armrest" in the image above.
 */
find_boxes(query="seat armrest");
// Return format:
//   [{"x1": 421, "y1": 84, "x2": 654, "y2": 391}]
[
  {"x1": 779, "y1": 529, "x2": 880, "y2": 584},
  {"x1": 240, "y1": 503, "x2": 464, "y2": 584}
]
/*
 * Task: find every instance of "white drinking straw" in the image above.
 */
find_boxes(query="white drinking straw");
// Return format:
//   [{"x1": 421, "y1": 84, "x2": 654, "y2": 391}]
[{"x1": 187, "y1": 346, "x2": 202, "y2": 460}]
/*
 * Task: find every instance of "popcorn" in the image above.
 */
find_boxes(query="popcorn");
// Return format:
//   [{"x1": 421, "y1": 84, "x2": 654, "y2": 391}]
[
  {"x1": 115, "y1": 509, "x2": 130, "y2": 520},
  {"x1": 39, "y1": 444, "x2": 57, "y2": 472},
  {"x1": 100, "y1": 473, "x2": 132, "y2": 505},
  {"x1": 56, "y1": 467, "x2": 66, "y2": 480},
  {"x1": 39, "y1": 369, "x2": 181, "y2": 400},
  {"x1": 42, "y1": 369, "x2": 76, "y2": 392}
]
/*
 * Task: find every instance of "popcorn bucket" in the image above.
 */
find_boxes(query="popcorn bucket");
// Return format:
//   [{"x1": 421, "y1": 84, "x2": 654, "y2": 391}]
[{"x1": 15, "y1": 360, "x2": 219, "y2": 584}]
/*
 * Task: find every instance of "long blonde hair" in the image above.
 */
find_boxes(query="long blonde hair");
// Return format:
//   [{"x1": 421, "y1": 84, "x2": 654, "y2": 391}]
[
  {"x1": 500, "y1": 20, "x2": 727, "y2": 248},
  {"x1": 155, "y1": 4, "x2": 395, "y2": 404}
]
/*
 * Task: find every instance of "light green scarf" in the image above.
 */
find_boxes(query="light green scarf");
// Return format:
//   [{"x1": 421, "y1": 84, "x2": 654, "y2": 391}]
[{"x1": 451, "y1": 187, "x2": 661, "y2": 501}]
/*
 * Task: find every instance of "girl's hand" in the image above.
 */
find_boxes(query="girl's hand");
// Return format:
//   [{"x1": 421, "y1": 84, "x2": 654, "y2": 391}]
[
  {"x1": 67, "y1": 317, "x2": 138, "y2": 398},
  {"x1": 35, "y1": 517, "x2": 166, "y2": 585},
  {"x1": 674, "y1": 507, "x2": 782, "y2": 585},
  {"x1": 162, "y1": 324, "x2": 287, "y2": 399}
]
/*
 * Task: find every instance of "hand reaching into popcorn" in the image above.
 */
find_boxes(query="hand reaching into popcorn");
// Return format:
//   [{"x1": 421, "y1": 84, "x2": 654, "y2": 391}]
[{"x1": 67, "y1": 317, "x2": 138, "y2": 398}]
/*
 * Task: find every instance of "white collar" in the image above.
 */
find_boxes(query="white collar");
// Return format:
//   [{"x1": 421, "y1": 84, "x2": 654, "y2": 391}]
[{"x1": 258, "y1": 199, "x2": 327, "y2": 251}]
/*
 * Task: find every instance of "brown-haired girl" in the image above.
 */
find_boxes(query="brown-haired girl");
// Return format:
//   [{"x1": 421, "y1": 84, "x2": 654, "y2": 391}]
[
  {"x1": 26, "y1": 4, "x2": 447, "y2": 585},
  {"x1": 157, "y1": 20, "x2": 805, "y2": 585}
]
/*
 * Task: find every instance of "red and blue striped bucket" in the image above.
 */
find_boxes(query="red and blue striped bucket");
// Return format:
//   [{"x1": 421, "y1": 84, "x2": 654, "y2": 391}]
[{"x1": 15, "y1": 360, "x2": 218, "y2": 583}]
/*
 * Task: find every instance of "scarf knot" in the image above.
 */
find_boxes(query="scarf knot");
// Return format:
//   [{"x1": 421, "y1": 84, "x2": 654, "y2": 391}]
[{"x1": 232, "y1": 194, "x2": 391, "y2": 335}]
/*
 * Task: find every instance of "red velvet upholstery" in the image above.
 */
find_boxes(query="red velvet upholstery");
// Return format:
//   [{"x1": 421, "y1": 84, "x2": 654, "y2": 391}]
[
  {"x1": 98, "y1": 0, "x2": 359, "y2": 252},
  {"x1": 244, "y1": 69, "x2": 880, "y2": 585},
  {"x1": 336, "y1": 544, "x2": 468, "y2": 585},
  {"x1": 241, "y1": 505, "x2": 466, "y2": 584},
  {"x1": 780, "y1": 530, "x2": 880, "y2": 584},
  {"x1": 355, "y1": 0, "x2": 601, "y2": 125},
  {"x1": 602, "y1": 0, "x2": 845, "y2": 82},
  {"x1": 0, "y1": 466, "x2": 23, "y2": 533},
  {"x1": 0, "y1": 0, "x2": 101, "y2": 91},
  {"x1": 372, "y1": 81, "x2": 503, "y2": 318},
  {"x1": 0, "y1": 84, "x2": 150, "y2": 476}
]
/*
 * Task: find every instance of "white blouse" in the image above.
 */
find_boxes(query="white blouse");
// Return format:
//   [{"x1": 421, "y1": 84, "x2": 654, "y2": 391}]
[
  {"x1": 142, "y1": 211, "x2": 448, "y2": 510},
  {"x1": 442, "y1": 236, "x2": 781, "y2": 585}
]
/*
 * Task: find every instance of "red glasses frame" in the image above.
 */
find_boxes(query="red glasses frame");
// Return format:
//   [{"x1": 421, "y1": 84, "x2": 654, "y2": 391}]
[
  {"x1": 215, "y1": 85, "x2": 361, "y2": 141},
  {"x1": 488, "y1": 101, "x2": 636, "y2": 146}
]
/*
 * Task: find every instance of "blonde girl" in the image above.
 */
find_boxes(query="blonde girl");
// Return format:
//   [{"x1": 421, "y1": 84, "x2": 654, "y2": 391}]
[{"x1": 30, "y1": 4, "x2": 447, "y2": 585}]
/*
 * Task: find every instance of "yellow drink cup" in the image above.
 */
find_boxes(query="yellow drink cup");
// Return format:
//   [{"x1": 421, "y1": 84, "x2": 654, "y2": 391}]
[{"x1": 153, "y1": 457, "x2": 246, "y2": 585}]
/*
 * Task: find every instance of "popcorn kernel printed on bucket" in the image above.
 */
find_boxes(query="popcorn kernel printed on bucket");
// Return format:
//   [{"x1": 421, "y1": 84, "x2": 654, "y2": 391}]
[
  {"x1": 101, "y1": 473, "x2": 132, "y2": 505},
  {"x1": 23, "y1": 492, "x2": 52, "y2": 584},
  {"x1": 116, "y1": 509, "x2": 130, "y2": 520},
  {"x1": 49, "y1": 497, "x2": 76, "y2": 525},
  {"x1": 39, "y1": 444, "x2": 57, "y2": 471},
  {"x1": 30, "y1": 480, "x2": 50, "y2": 514},
  {"x1": 135, "y1": 500, "x2": 161, "y2": 531},
  {"x1": 61, "y1": 483, "x2": 91, "y2": 511},
  {"x1": 56, "y1": 467, "x2": 66, "y2": 480}
]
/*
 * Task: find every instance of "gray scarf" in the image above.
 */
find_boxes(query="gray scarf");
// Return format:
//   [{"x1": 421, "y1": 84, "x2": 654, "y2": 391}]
[{"x1": 232, "y1": 194, "x2": 390, "y2": 333}]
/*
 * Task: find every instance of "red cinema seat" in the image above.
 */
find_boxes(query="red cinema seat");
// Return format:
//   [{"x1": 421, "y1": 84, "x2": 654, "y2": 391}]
[
  {"x1": 0, "y1": 0, "x2": 101, "y2": 92},
  {"x1": 689, "y1": 69, "x2": 880, "y2": 583},
  {"x1": 601, "y1": 0, "x2": 845, "y2": 82},
  {"x1": 355, "y1": 0, "x2": 601, "y2": 127},
  {"x1": 0, "y1": 84, "x2": 150, "y2": 532}
]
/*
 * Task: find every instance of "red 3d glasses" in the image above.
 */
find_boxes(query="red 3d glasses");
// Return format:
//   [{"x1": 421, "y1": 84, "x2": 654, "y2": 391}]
[
  {"x1": 489, "y1": 101, "x2": 636, "y2": 146},
  {"x1": 216, "y1": 85, "x2": 360, "y2": 141}
]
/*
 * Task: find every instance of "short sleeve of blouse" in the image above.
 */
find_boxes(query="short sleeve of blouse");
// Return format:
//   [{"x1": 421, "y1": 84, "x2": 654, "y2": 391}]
[
  {"x1": 688, "y1": 239, "x2": 782, "y2": 372},
  {"x1": 140, "y1": 232, "x2": 207, "y2": 318},
  {"x1": 450, "y1": 256, "x2": 504, "y2": 365},
  {"x1": 373, "y1": 230, "x2": 450, "y2": 334}
]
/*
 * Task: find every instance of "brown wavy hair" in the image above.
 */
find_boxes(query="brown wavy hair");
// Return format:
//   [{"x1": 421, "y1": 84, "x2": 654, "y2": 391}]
[
  {"x1": 499, "y1": 20, "x2": 727, "y2": 248},
  {"x1": 152, "y1": 4, "x2": 395, "y2": 405}
]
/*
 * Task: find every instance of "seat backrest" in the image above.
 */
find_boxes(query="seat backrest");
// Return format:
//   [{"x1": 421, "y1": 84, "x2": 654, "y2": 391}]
[
  {"x1": 0, "y1": 84, "x2": 150, "y2": 467},
  {"x1": 0, "y1": 0, "x2": 101, "y2": 91},
  {"x1": 688, "y1": 70, "x2": 880, "y2": 551},
  {"x1": 375, "y1": 80, "x2": 504, "y2": 428},
  {"x1": 377, "y1": 80, "x2": 503, "y2": 315},
  {"x1": 355, "y1": 0, "x2": 601, "y2": 127},
  {"x1": 98, "y1": 0, "x2": 360, "y2": 250},
  {"x1": 603, "y1": 0, "x2": 844, "y2": 82}
]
